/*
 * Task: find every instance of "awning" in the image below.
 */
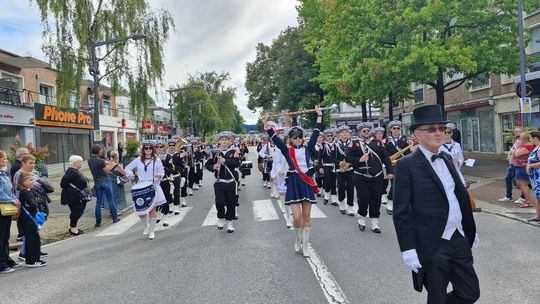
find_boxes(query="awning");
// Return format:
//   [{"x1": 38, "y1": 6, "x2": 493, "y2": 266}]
[
  {"x1": 513, "y1": 70, "x2": 540, "y2": 84},
  {"x1": 445, "y1": 100, "x2": 490, "y2": 112},
  {"x1": 0, "y1": 57, "x2": 50, "y2": 69}
]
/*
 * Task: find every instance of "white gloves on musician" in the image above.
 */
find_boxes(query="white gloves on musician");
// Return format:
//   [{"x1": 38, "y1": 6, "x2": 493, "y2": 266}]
[{"x1": 402, "y1": 249, "x2": 422, "y2": 273}]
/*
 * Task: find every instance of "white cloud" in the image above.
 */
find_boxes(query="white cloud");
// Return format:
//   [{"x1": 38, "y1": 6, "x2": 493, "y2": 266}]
[{"x1": 1, "y1": 0, "x2": 300, "y2": 125}]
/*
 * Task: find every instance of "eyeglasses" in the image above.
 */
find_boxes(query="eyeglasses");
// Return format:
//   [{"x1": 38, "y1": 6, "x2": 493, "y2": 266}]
[
  {"x1": 417, "y1": 126, "x2": 447, "y2": 133},
  {"x1": 168, "y1": 144, "x2": 176, "y2": 146},
  {"x1": 326, "y1": 135, "x2": 333, "y2": 137},
  {"x1": 291, "y1": 136, "x2": 303, "y2": 140},
  {"x1": 143, "y1": 146, "x2": 153, "y2": 150},
  {"x1": 156, "y1": 145, "x2": 164, "y2": 148},
  {"x1": 360, "y1": 129, "x2": 370, "y2": 133},
  {"x1": 392, "y1": 127, "x2": 401, "y2": 130}
]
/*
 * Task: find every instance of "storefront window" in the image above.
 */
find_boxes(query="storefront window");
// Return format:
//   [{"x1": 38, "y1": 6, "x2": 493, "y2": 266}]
[
  {"x1": 0, "y1": 126, "x2": 17, "y2": 151},
  {"x1": 478, "y1": 110, "x2": 495, "y2": 153},
  {"x1": 42, "y1": 132, "x2": 90, "y2": 164}
]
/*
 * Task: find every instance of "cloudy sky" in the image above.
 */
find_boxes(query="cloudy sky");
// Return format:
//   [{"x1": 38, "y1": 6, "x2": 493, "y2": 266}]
[{"x1": 0, "y1": 0, "x2": 300, "y2": 124}]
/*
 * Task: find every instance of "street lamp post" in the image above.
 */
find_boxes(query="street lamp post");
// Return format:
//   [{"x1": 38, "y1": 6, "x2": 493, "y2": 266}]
[
  {"x1": 518, "y1": 0, "x2": 529, "y2": 127},
  {"x1": 88, "y1": 33, "x2": 146, "y2": 144},
  {"x1": 188, "y1": 100, "x2": 206, "y2": 136}
]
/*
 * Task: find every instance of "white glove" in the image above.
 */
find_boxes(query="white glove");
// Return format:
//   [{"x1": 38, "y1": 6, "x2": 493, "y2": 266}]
[
  {"x1": 473, "y1": 233, "x2": 480, "y2": 249},
  {"x1": 402, "y1": 249, "x2": 422, "y2": 273}
]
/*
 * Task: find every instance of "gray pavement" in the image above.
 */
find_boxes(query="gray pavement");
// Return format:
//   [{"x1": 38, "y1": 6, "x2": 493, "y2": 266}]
[{"x1": 1, "y1": 149, "x2": 539, "y2": 304}]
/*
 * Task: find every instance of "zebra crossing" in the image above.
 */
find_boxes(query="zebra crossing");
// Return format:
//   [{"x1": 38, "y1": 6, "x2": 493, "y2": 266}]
[{"x1": 94, "y1": 198, "x2": 336, "y2": 236}]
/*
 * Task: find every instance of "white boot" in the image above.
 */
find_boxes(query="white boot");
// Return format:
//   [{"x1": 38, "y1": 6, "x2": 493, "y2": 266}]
[
  {"x1": 234, "y1": 207, "x2": 239, "y2": 220},
  {"x1": 241, "y1": 178, "x2": 246, "y2": 186},
  {"x1": 277, "y1": 196, "x2": 286, "y2": 213},
  {"x1": 227, "y1": 221, "x2": 235, "y2": 233},
  {"x1": 339, "y1": 200, "x2": 346, "y2": 214},
  {"x1": 331, "y1": 195, "x2": 338, "y2": 206},
  {"x1": 323, "y1": 191, "x2": 329, "y2": 204},
  {"x1": 162, "y1": 213, "x2": 169, "y2": 227},
  {"x1": 302, "y1": 228, "x2": 310, "y2": 258},
  {"x1": 263, "y1": 181, "x2": 268, "y2": 187},
  {"x1": 156, "y1": 212, "x2": 163, "y2": 223},
  {"x1": 140, "y1": 217, "x2": 149, "y2": 235},
  {"x1": 181, "y1": 197, "x2": 187, "y2": 207},
  {"x1": 193, "y1": 184, "x2": 199, "y2": 190},
  {"x1": 273, "y1": 185, "x2": 279, "y2": 197},
  {"x1": 187, "y1": 188, "x2": 193, "y2": 196},
  {"x1": 284, "y1": 205, "x2": 293, "y2": 229},
  {"x1": 381, "y1": 194, "x2": 388, "y2": 204},
  {"x1": 357, "y1": 216, "x2": 366, "y2": 231},
  {"x1": 173, "y1": 204, "x2": 180, "y2": 215},
  {"x1": 294, "y1": 228, "x2": 302, "y2": 253},
  {"x1": 386, "y1": 200, "x2": 393, "y2": 215},
  {"x1": 371, "y1": 218, "x2": 381, "y2": 233},
  {"x1": 217, "y1": 218, "x2": 225, "y2": 230},
  {"x1": 148, "y1": 217, "x2": 157, "y2": 240},
  {"x1": 346, "y1": 205, "x2": 355, "y2": 216}
]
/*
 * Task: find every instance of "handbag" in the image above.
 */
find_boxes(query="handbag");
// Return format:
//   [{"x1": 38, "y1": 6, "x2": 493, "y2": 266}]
[
  {"x1": 70, "y1": 183, "x2": 93, "y2": 203},
  {"x1": 117, "y1": 175, "x2": 129, "y2": 186},
  {"x1": 0, "y1": 203, "x2": 19, "y2": 216}
]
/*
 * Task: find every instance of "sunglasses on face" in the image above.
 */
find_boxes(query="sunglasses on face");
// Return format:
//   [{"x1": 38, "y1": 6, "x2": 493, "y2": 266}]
[
  {"x1": 143, "y1": 146, "x2": 153, "y2": 150},
  {"x1": 445, "y1": 130, "x2": 453, "y2": 135},
  {"x1": 291, "y1": 135, "x2": 303, "y2": 140},
  {"x1": 360, "y1": 129, "x2": 370, "y2": 133},
  {"x1": 168, "y1": 144, "x2": 176, "y2": 147},
  {"x1": 156, "y1": 145, "x2": 164, "y2": 148},
  {"x1": 392, "y1": 127, "x2": 401, "y2": 130},
  {"x1": 417, "y1": 126, "x2": 447, "y2": 133}
]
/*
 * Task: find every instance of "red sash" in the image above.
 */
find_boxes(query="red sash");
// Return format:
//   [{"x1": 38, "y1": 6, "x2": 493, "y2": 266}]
[{"x1": 289, "y1": 147, "x2": 320, "y2": 194}]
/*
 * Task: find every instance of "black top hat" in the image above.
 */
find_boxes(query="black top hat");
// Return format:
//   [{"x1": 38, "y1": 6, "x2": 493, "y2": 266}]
[{"x1": 409, "y1": 105, "x2": 450, "y2": 132}]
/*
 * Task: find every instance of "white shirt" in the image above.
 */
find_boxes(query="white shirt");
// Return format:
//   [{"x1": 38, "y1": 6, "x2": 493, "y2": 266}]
[
  {"x1": 294, "y1": 148, "x2": 308, "y2": 173},
  {"x1": 439, "y1": 140, "x2": 464, "y2": 169},
  {"x1": 418, "y1": 145, "x2": 464, "y2": 240},
  {"x1": 125, "y1": 157, "x2": 165, "y2": 185}
]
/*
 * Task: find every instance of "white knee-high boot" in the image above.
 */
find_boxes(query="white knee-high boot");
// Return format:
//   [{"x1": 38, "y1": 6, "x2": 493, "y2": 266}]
[
  {"x1": 284, "y1": 205, "x2": 293, "y2": 229},
  {"x1": 331, "y1": 194, "x2": 338, "y2": 206},
  {"x1": 302, "y1": 228, "x2": 310, "y2": 258},
  {"x1": 294, "y1": 228, "x2": 302, "y2": 252},
  {"x1": 371, "y1": 218, "x2": 381, "y2": 233},
  {"x1": 148, "y1": 217, "x2": 157, "y2": 240},
  {"x1": 386, "y1": 200, "x2": 393, "y2": 215},
  {"x1": 277, "y1": 196, "x2": 286, "y2": 213},
  {"x1": 140, "y1": 217, "x2": 149, "y2": 235},
  {"x1": 339, "y1": 199, "x2": 346, "y2": 214},
  {"x1": 323, "y1": 191, "x2": 329, "y2": 204}
]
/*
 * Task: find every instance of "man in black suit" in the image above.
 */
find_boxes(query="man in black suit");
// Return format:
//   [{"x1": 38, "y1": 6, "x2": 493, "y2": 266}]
[{"x1": 393, "y1": 105, "x2": 480, "y2": 304}]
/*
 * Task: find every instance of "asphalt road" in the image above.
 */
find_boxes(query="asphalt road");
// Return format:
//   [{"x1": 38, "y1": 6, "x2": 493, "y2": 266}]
[{"x1": 2, "y1": 149, "x2": 539, "y2": 304}]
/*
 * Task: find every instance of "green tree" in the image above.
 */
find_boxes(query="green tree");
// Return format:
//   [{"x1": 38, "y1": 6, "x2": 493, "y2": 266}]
[
  {"x1": 299, "y1": 0, "x2": 537, "y2": 117},
  {"x1": 32, "y1": 0, "x2": 174, "y2": 116},
  {"x1": 245, "y1": 26, "x2": 323, "y2": 127}
]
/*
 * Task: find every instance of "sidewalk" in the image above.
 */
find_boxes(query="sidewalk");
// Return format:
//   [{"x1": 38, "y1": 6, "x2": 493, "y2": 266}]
[
  {"x1": 463, "y1": 152, "x2": 539, "y2": 228},
  {"x1": 9, "y1": 168, "x2": 132, "y2": 250}
]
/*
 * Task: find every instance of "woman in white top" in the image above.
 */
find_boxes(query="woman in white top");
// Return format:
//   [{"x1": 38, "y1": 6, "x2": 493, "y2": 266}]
[
  {"x1": 270, "y1": 136, "x2": 293, "y2": 229},
  {"x1": 125, "y1": 140, "x2": 166, "y2": 240},
  {"x1": 439, "y1": 123, "x2": 464, "y2": 170}
]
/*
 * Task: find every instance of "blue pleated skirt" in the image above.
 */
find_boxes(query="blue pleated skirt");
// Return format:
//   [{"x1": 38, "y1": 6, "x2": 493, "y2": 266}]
[{"x1": 284, "y1": 172, "x2": 317, "y2": 205}]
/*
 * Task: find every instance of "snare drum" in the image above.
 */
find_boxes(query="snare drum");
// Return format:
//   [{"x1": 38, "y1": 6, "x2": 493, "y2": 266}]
[{"x1": 131, "y1": 180, "x2": 156, "y2": 215}]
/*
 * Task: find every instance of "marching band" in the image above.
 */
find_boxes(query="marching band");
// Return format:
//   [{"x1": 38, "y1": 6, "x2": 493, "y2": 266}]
[{"x1": 123, "y1": 111, "x2": 414, "y2": 243}]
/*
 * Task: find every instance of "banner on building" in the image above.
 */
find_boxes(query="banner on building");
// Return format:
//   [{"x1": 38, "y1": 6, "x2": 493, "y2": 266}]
[{"x1": 34, "y1": 103, "x2": 94, "y2": 129}]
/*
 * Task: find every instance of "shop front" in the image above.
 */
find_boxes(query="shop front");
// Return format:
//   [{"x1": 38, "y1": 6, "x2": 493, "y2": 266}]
[
  {"x1": 446, "y1": 101, "x2": 496, "y2": 153},
  {"x1": 0, "y1": 105, "x2": 35, "y2": 150},
  {"x1": 34, "y1": 103, "x2": 93, "y2": 166},
  {"x1": 99, "y1": 115, "x2": 140, "y2": 150}
]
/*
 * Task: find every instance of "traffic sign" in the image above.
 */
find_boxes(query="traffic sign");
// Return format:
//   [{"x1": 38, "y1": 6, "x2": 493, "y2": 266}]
[{"x1": 519, "y1": 97, "x2": 532, "y2": 113}]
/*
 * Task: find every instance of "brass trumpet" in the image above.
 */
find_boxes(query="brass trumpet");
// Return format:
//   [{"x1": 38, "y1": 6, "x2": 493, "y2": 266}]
[
  {"x1": 266, "y1": 104, "x2": 338, "y2": 118},
  {"x1": 389, "y1": 143, "x2": 413, "y2": 162}
]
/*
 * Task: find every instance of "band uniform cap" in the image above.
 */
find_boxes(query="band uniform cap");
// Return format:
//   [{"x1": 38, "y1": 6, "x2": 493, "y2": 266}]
[
  {"x1": 356, "y1": 121, "x2": 373, "y2": 131},
  {"x1": 324, "y1": 128, "x2": 335, "y2": 135},
  {"x1": 156, "y1": 140, "x2": 166, "y2": 146},
  {"x1": 218, "y1": 131, "x2": 231, "y2": 139},
  {"x1": 287, "y1": 126, "x2": 305, "y2": 137},
  {"x1": 141, "y1": 140, "x2": 155, "y2": 147},
  {"x1": 388, "y1": 120, "x2": 402, "y2": 129},
  {"x1": 445, "y1": 122, "x2": 456, "y2": 130},
  {"x1": 372, "y1": 126, "x2": 385, "y2": 134},
  {"x1": 336, "y1": 125, "x2": 351, "y2": 133},
  {"x1": 409, "y1": 105, "x2": 450, "y2": 132}
]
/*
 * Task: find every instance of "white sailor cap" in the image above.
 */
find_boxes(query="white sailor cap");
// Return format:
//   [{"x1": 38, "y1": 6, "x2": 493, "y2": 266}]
[
  {"x1": 356, "y1": 122, "x2": 373, "y2": 131},
  {"x1": 336, "y1": 125, "x2": 351, "y2": 133},
  {"x1": 217, "y1": 131, "x2": 231, "y2": 139},
  {"x1": 287, "y1": 126, "x2": 305, "y2": 138},
  {"x1": 387, "y1": 120, "x2": 402, "y2": 129},
  {"x1": 445, "y1": 122, "x2": 456, "y2": 130},
  {"x1": 323, "y1": 128, "x2": 335, "y2": 135},
  {"x1": 372, "y1": 126, "x2": 385, "y2": 134},
  {"x1": 141, "y1": 139, "x2": 156, "y2": 147}
]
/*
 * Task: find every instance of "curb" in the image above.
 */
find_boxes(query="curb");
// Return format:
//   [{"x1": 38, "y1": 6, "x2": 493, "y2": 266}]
[{"x1": 475, "y1": 200, "x2": 540, "y2": 228}]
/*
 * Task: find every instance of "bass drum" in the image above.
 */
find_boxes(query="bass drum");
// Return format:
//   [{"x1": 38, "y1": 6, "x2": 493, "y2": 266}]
[{"x1": 131, "y1": 180, "x2": 156, "y2": 215}]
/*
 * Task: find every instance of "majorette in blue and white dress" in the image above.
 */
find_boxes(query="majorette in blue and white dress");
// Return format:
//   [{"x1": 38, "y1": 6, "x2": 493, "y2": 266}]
[
  {"x1": 266, "y1": 122, "x2": 321, "y2": 205},
  {"x1": 125, "y1": 157, "x2": 167, "y2": 207}
]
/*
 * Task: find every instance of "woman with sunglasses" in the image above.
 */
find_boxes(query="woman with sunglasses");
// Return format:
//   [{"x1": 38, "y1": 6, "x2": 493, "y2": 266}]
[
  {"x1": 261, "y1": 106, "x2": 323, "y2": 258},
  {"x1": 321, "y1": 129, "x2": 337, "y2": 206},
  {"x1": 125, "y1": 140, "x2": 167, "y2": 240},
  {"x1": 439, "y1": 123, "x2": 464, "y2": 171}
]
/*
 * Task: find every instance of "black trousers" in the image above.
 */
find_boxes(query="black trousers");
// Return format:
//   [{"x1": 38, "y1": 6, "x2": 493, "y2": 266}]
[
  {"x1": 159, "y1": 180, "x2": 172, "y2": 214},
  {"x1": 354, "y1": 175, "x2": 384, "y2": 218},
  {"x1": 173, "y1": 176, "x2": 182, "y2": 204},
  {"x1": 337, "y1": 171, "x2": 355, "y2": 205},
  {"x1": 68, "y1": 202, "x2": 86, "y2": 228},
  {"x1": 424, "y1": 232, "x2": 480, "y2": 304},
  {"x1": 323, "y1": 167, "x2": 337, "y2": 195},
  {"x1": 188, "y1": 168, "x2": 196, "y2": 188},
  {"x1": 0, "y1": 215, "x2": 14, "y2": 269},
  {"x1": 197, "y1": 163, "x2": 204, "y2": 182},
  {"x1": 214, "y1": 182, "x2": 237, "y2": 221},
  {"x1": 19, "y1": 211, "x2": 41, "y2": 264},
  {"x1": 262, "y1": 172, "x2": 270, "y2": 182},
  {"x1": 315, "y1": 172, "x2": 324, "y2": 189}
]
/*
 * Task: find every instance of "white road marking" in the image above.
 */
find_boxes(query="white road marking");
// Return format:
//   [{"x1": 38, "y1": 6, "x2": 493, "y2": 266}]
[
  {"x1": 311, "y1": 205, "x2": 327, "y2": 218},
  {"x1": 97, "y1": 212, "x2": 140, "y2": 236},
  {"x1": 154, "y1": 207, "x2": 193, "y2": 231},
  {"x1": 307, "y1": 244, "x2": 350, "y2": 304},
  {"x1": 202, "y1": 205, "x2": 218, "y2": 226},
  {"x1": 253, "y1": 199, "x2": 279, "y2": 221}
]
